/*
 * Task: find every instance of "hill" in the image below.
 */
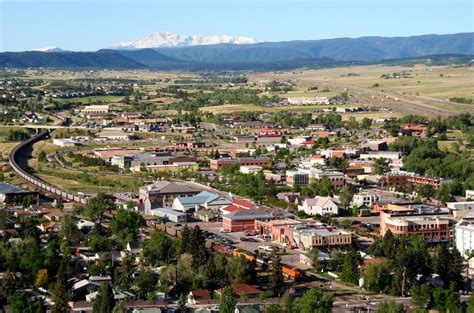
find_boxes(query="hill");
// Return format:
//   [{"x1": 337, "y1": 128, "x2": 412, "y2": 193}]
[
  {"x1": 155, "y1": 33, "x2": 474, "y2": 63},
  {"x1": 0, "y1": 50, "x2": 146, "y2": 69}
]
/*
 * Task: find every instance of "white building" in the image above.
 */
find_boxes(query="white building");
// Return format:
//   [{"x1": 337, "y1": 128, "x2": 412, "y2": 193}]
[
  {"x1": 352, "y1": 193, "x2": 380, "y2": 208},
  {"x1": 360, "y1": 151, "x2": 401, "y2": 160},
  {"x1": 466, "y1": 190, "x2": 474, "y2": 200},
  {"x1": 299, "y1": 196, "x2": 339, "y2": 216},
  {"x1": 240, "y1": 165, "x2": 263, "y2": 174},
  {"x1": 447, "y1": 201, "x2": 474, "y2": 219},
  {"x1": 287, "y1": 96, "x2": 329, "y2": 105},
  {"x1": 455, "y1": 220, "x2": 474, "y2": 258}
]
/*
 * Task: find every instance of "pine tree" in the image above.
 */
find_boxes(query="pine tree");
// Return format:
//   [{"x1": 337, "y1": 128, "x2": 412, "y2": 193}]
[
  {"x1": 51, "y1": 260, "x2": 70, "y2": 313},
  {"x1": 269, "y1": 251, "x2": 285, "y2": 297},
  {"x1": 220, "y1": 286, "x2": 237, "y2": 313},
  {"x1": 340, "y1": 250, "x2": 360, "y2": 285},
  {"x1": 93, "y1": 283, "x2": 115, "y2": 313}
]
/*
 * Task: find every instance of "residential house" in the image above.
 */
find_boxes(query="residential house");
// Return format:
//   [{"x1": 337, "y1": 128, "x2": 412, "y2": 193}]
[{"x1": 299, "y1": 196, "x2": 339, "y2": 216}]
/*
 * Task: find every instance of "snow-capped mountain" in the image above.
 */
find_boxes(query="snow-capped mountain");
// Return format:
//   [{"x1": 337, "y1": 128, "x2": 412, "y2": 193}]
[
  {"x1": 109, "y1": 31, "x2": 261, "y2": 49},
  {"x1": 32, "y1": 46, "x2": 65, "y2": 52}
]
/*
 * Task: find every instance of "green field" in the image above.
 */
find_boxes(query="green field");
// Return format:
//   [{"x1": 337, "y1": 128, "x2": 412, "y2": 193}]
[{"x1": 56, "y1": 95, "x2": 124, "y2": 104}]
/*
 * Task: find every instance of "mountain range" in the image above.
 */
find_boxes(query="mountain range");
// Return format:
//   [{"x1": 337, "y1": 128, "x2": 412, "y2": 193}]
[
  {"x1": 109, "y1": 31, "x2": 260, "y2": 49},
  {"x1": 1, "y1": 32, "x2": 473, "y2": 71}
]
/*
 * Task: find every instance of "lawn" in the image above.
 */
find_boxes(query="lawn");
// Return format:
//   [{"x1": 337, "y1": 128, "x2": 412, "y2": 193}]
[{"x1": 56, "y1": 95, "x2": 124, "y2": 104}]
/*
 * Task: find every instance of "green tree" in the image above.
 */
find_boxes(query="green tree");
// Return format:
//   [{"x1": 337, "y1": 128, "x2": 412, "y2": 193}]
[
  {"x1": 144, "y1": 231, "x2": 176, "y2": 265},
  {"x1": 226, "y1": 255, "x2": 256, "y2": 284},
  {"x1": 338, "y1": 187, "x2": 354, "y2": 208},
  {"x1": 291, "y1": 288, "x2": 333, "y2": 313},
  {"x1": 434, "y1": 245, "x2": 463, "y2": 288},
  {"x1": 410, "y1": 284, "x2": 431, "y2": 309},
  {"x1": 51, "y1": 260, "x2": 70, "y2": 313},
  {"x1": 363, "y1": 259, "x2": 391, "y2": 293},
  {"x1": 93, "y1": 283, "x2": 115, "y2": 313},
  {"x1": 85, "y1": 192, "x2": 117, "y2": 222},
  {"x1": 220, "y1": 286, "x2": 237, "y2": 313},
  {"x1": 269, "y1": 251, "x2": 285, "y2": 297},
  {"x1": 375, "y1": 301, "x2": 405, "y2": 313},
  {"x1": 340, "y1": 250, "x2": 360, "y2": 285},
  {"x1": 110, "y1": 209, "x2": 145, "y2": 247},
  {"x1": 374, "y1": 158, "x2": 390, "y2": 175}
]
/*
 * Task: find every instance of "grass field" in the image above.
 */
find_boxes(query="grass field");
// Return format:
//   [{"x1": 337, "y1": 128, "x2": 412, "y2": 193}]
[
  {"x1": 56, "y1": 95, "x2": 124, "y2": 104},
  {"x1": 35, "y1": 166, "x2": 145, "y2": 194},
  {"x1": 250, "y1": 64, "x2": 474, "y2": 116},
  {"x1": 199, "y1": 103, "x2": 363, "y2": 114}
]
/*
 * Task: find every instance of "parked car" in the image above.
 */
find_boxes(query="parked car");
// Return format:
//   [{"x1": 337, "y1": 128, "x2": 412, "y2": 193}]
[{"x1": 219, "y1": 228, "x2": 230, "y2": 233}]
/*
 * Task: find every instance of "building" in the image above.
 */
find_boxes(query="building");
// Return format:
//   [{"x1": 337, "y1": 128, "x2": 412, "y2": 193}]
[
  {"x1": 210, "y1": 157, "x2": 270, "y2": 171},
  {"x1": 94, "y1": 147, "x2": 144, "y2": 161},
  {"x1": 409, "y1": 175, "x2": 451, "y2": 189},
  {"x1": 52, "y1": 138, "x2": 78, "y2": 147},
  {"x1": 352, "y1": 193, "x2": 380, "y2": 208},
  {"x1": 455, "y1": 220, "x2": 474, "y2": 258},
  {"x1": 95, "y1": 130, "x2": 132, "y2": 141},
  {"x1": 299, "y1": 196, "x2": 339, "y2": 216},
  {"x1": 133, "y1": 162, "x2": 199, "y2": 173},
  {"x1": 279, "y1": 224, "x2": 351, "y2": 250},
  {"x1": 447, "y1": 201, "x2": 474, "y2": 218},
  {"x1": 139, "y1": 181, "x2": 200, "y2": 209},
  {"x1": 360, "y1": 151, "x2": 401, "y2": 160},
  {"x1": 0, "y1": 183, "x2": 38, "y2": 205},
  {"x1": 363, "y1": 140, "x2": 388, "y2": 151},
  {"x1": 379, "y1": 204, "x2": 452, "y2": 243},
  {"x1": 400, "y1": 123, "x2": 428, "y2": 134},
  {"x1": 222, "y1": 206, "x2": 293, "y2": 232},
  {"x1": 287, "y1": 96, "x2": 329, "y2": 105},
  {"x1": 297, "y1": 168, "x2": 346, "y2": 188},
  {"x1": 173, "y1": 191, "x2": 232, "y2": 213},
  {"x1": 286, "y1": 171, "x2": 309, "y2": 187},
  {"x1": 381, "y1": 174, "x2": 409, "y2": 187},
  {"x1": 80, "y1": 105, "x2": 110, "y2": 115},
  {"x1": 149, "y1": 208, "x2": 188, "y2": 222},
  {"x1": 240, "y1": 165, "x2": 263, "y2": 174},
  {"x1": 255, "y1": 219, "x2": 303, "y2": 240},
  {"x1": 466, "y1": 190, "x2": 474, "y2": 200}
]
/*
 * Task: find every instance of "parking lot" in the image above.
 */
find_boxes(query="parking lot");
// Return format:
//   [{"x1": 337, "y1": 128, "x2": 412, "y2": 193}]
[{"x1": 192, "y1": 221, "x2": 312, "y2": 270}]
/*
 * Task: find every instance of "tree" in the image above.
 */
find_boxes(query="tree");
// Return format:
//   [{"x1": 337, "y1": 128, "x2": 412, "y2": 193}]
[
  {"x1": 269, "y1": 251, "x2": 285, "y2": 297},
  {"x1": 375, "y1": 301, "x2": 405, "y2": 313},
  {"x1": 144, "y1": 231, "x2": 176, "y2": 265},
  {"x1": 51, "y1": 260, "x2": 70, "y2": 313},
  {"x1": 374, "y1": 158, "x2": 390, "y2": 175},
  {"x1": 338, "y1": 187, "x2": 354, "y2": 209},
  {"x1": 85, "y1": 192, "x2": 117, "y2": 222},
  {"x1": 410, "y1": 284, "x2": 431, "y2": 309},
  {"x1": 291, "y1": 288, "x2": 333, "y2": 313},
  {"x1": 59, "y1": 213, "x2": 78, "y2": 238},
  {"x1": 93, "y1": 283, "x2": 115, "y2": 313},
  {"x1": 227, "y1": 255, "x2": 256, "y2": 284},
  {"x1": 8, "y1": 291, "x2": 45, "y2": 313},
  {"x1": 340, "y1": 250, "x2": 360, "y2": 285},
  {"x1": 110, "y1": 209, "x2": 145, "y2": 247},
  {"x1": 220, "y1": 286, "x2": 237, "y2": 313},
  {"x1": 434, "y1": 245, "x2": 463, "y2": 288},
  {"x1": 34, "y1": 269, "x2": 48, "y2": 289},
  {"x1": 466, "y1": 292, "x2": 474, "y2": 313},
  {"x1": 363, "y1": 259, "x2": 391, "y2": 293}
]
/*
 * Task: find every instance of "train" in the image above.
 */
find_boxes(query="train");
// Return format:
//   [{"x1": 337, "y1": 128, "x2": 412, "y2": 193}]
[{"x1": 212, "y1": 242, "x2": 302, "y2": 279}]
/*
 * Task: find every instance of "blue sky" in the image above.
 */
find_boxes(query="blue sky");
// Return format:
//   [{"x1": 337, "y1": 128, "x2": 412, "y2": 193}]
[{"x1": 1, "y1": 0, "x2": 473, "y2": 51}]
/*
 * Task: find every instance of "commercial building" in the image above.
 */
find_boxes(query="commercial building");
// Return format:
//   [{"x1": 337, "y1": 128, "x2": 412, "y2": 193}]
[
  {"x1": 210, "y1": 157, "x2": 270, "y2": 171},
  {"x1": 80, "y1": 105, "x2": 110, "y2": 115},
  {"x1": 139, "y1": 181, "x2": 200, "y2": 210},
  {"x1": 447, "y1": 201, "x2": 474, "y2": 219},
  {"x1": 360, "y1": 151, "x2": 401, "y2": 160},
  {"x1": 149, "y1": 208, "x2": 188, "y2": 222},
  {"x1": 0, "y1": 183, "x2": 38, "y2": 205},
  {"x1": 276, "y1": 224, "x2": 351, "y2": 250},
  {"x1": 455, "y1": 220, "x2": 474, "y2": 258},
  {"x1": 132, "y1": 162, "x2": 199, "y2": 173},
  {"x1": 222, "y1": 206, "x2": 293, "y2": 232},
  {"x1": 173, "y1": 191, "x2": 232, "y2": 213},
  {"x1": 286, "y1": 171, "x2": 309, "y2": 187},
  {"x1": 299, "y1": 168, "x2": 346, "y2": 188},
  {"x1": 111, "y1": 152, "x2": 197, "y2": 170},
  {"x1": 379, "y1": 204, "x2": 452, "y2": 243}
]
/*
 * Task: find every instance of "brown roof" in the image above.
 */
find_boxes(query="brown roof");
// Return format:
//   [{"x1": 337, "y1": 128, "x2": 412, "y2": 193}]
[
  {"x1": 217, "y1": 284, "x2": 262, "y2": 296},
  {"x1": 191, "y1": 289, "x2": 212, "y2": 301}
]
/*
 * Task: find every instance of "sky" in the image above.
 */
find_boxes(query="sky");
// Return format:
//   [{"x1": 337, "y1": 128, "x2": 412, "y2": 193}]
[{"x1": 1, "y1": 0, "x2": 473, "y2": 51}]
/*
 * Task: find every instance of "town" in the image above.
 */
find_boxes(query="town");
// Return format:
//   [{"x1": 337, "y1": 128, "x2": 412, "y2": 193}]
[{"x1": 0, "y1": 58, "x2": 473, "y2": 313}]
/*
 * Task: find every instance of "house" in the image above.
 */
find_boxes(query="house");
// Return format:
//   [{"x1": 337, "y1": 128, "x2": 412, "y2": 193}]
[
  {"x1": 0, "y1": 182, "x2": 38, "y2": 205},
  {"x1": 126, "y1": 241, "x2": 142, "y2": 255},
  {"x1": 85, "y1": 289, "x2": 136, "y2": 302},
  {"x1": 139, "y1": 181, "x2": 200, "y2": 208},
  {"x1": 215, "y1": 284, "x2": 262, "y2": 298},
  {"x1": 299, "y1": 196, "x2": 339, "y2": 216},
  {"x1": 77, "y1": 219, "x2": 95, "y2": 230},
  {"x1": 37, "y1": 221, "x2": 61, "y2": 233},
  {"x1": 187, "y1": 290, "x2": 213, "y2": 305},
  {"x1": 23, "y1": 112, "x2": 43, "y2": 123},
  {"x1": 172, "y1": 191, "x2": 232, "y2": 213},
  {"x1": 277, "y1": 192, "x2": 303, "y2": 205}
]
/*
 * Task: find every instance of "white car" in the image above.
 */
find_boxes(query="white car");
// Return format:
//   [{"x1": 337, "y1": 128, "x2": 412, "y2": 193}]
[
  {"x1": 219, "y1": 228, "x2": 230, "y2": 233},
  {"x1": 258, "y1": 245, "x2": 274, "y2": 252}
]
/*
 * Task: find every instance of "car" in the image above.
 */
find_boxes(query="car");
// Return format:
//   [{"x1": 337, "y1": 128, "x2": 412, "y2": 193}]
[
  {"x1": 241, "y1": 237, "x2": 257, "y2": 242},
  {"x1": 258, "y1": 245, "x2": 275, "y2": 252},
  {"x1": 174, "y1": 223, "x2": 182, "y2": 227},
  {"x1": 219, "y1": 228, "x2": 230, "y2": 233}
]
